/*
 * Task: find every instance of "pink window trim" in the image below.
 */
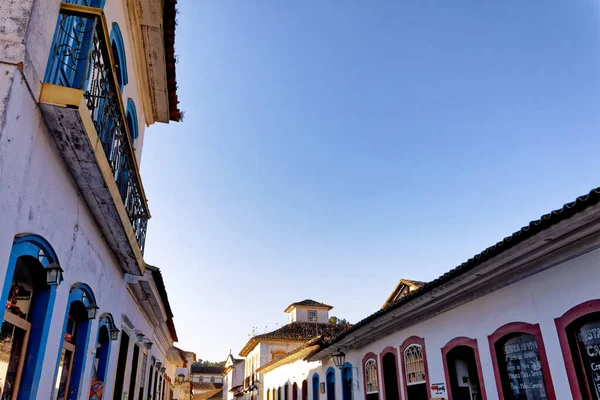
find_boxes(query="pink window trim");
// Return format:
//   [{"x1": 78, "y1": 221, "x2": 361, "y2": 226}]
[
  {"x1": 554, "y1": 299, "x2": 600, "y2": 400},
  {"x1": 378, "y1": 346, "x2": 402, "y2": 400},
  {"x1": 399, "y1": 336, "x2": 431, "y2": 400},
  {"x1": 440, "y1": 337, "x2": 488, "y2": 400},
  {"x1": 487, "y1": 322, "x2": 556, "y2": 400},
  {"x1": 362, "y1": 352, "x2": 380, "y2": 400}
]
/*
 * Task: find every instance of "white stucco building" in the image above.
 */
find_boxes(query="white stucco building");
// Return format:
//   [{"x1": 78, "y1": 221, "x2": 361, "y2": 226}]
[
  {"x1": 237, "y1": 301, "x2": 347, "y2": 400},
  {"x1": 223, "y1": 353, "x2": 245, "y2": 400},
  {"x1": 0, "y1": 0, "x2": 189, "y2": 398},
  {"x1": 258, "y1": 188, "x2": 600, "y2": 400}
]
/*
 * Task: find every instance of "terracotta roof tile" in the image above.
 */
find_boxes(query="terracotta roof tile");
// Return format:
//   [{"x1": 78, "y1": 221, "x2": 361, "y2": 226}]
[
  {"x1": 239, "y1": 322, "x2": 348, "y2": 356},
  {"x1": 163, "y1": 0, "x2": 181, "y2": 121},
  {"x1": 193, "y1": 382, "x2": 222, "y2": 390},
  {"x1": 192, "y1": 388, "x2": 223, "y2": 400},
  {"x1": 191, "y1": 365, "x2": 226, "y2": 375}
]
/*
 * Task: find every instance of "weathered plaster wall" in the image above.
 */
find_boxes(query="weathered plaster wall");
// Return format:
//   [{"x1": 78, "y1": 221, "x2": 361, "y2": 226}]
[{"x1": 0, "y1": 62, "x2": 173, "y2": 399}]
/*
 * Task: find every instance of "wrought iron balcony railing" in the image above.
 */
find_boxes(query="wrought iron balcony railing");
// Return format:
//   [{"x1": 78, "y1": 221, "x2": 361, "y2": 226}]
[{"x1": 44, "y1": 4, "x2": 149, "y2": 253}]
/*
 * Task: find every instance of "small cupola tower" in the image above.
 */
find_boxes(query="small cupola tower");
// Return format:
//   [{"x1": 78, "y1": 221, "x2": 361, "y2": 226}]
[{"x1": 284, "y1": 300, "x2": 333, "y2": 324}]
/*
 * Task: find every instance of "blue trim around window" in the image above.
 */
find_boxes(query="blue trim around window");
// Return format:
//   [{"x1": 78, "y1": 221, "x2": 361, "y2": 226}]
[
  {"x1": 109, "y1": 23, "x2": 128, "y2": 91},
  {"x1": 44, "y1": 0, "x2": 106, "y2": 88},
  {"x1": 326, "y1": 367, "x2": 336, "y2": 400},
  {"x1": 95, "y1": 313, "x2": 115, "y2": 383},
  {"x1": 1, "y1": 234, "x2": 60, "y2": 400},
  {"x1": 312, "y1": 373, "x2": 320, "y2": 400},
  {"x1": 126, "y1": 98, "x2": 139, "y2": 144},
  {"x1": 53, "y1": 283, "x2": 98, "y2": 400},
  {"x1": 341, "y1": 363, "x2": 352, "y2": 400}
]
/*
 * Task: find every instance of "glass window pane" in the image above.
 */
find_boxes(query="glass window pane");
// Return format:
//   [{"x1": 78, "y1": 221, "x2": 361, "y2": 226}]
[
  {"x1": 54, "y1": 347, "x2": 74, "y2": 400},
  {"x1": 498, "y1": 333, "x2": 548, "y2": 400},
  {"x1": 575, "y1": 320, "x2": 600, "y2": 399},
  {"x1": 404, "y1": 345, "x2": 425, "y2": 385},
  {"x1": 0, "y1": 320, "x2": 27, "y2": 399},
  {"x1": 365, "y1": 359, "x2": 378, "y2": 393}
]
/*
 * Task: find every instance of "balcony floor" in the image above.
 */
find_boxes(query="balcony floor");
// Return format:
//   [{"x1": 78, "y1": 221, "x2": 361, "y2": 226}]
[{"x1": 40, "y1": 84, "x2": 144, "y2": 275}]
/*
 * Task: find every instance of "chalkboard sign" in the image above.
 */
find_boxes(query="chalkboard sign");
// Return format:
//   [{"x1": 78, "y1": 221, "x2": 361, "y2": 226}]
[
  {"x1": 577, "y1": 320, "x2": 600, "y2": 399},
  {"x1": 499, "y1": 333, "x2": 548, "y2": 400}
]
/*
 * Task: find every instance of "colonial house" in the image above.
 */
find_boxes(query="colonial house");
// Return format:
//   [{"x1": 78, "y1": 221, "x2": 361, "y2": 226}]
[
  {"x1": 192, "y1": 365, "x2": 225, "y2": 397},
  {"x1": 223, "y1": 353, "x2": 245, "y2": 400},
  {"x1": 238, "y1": 300, "x2": 348, "y2": 400},
  {"x1": 173, "y1": 348, "x2": 197, "y2": 400},
  {"x1": 258, "y1": 187, "x2": 600, "y2": 400},
  {"x1": 0, "y1": 0, "x2": 188, "y2": 397}
]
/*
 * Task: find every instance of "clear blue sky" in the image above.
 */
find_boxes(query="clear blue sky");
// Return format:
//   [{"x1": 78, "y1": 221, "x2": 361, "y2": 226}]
[{"x1": 140, "y1": 1, "x2": 600, "y2": 361}]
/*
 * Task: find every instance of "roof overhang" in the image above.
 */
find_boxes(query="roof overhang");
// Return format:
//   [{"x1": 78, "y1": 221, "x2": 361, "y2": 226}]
[
  {"x1": 126, "y1": 0, "x2": 180, "y2": 124},
  {"x1": 257, "y1": 344, "x2": 321, "y2": 374},
  {"x1": 310, "y1": 201, "x2": 600, "y2": 361},
  {"x1": 239, "y1": 338, "x2": 305, "y2": 357},
  {"x1": 284, "y1": 304, "x2": 333, "y2": 313}
]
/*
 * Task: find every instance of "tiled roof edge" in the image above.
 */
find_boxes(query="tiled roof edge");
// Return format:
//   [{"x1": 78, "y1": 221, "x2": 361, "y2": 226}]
[{"x1": 320, "y1": 187, "x2": 600, "y2": 351}]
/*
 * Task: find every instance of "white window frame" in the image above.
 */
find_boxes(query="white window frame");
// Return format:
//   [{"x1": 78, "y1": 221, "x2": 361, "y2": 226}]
[
  {"x1": 403, "y1": 344, "x2": 425, "y2": 386},
  {"x1": 364, "y1": 358, "x2": 378, "y2": 394}
]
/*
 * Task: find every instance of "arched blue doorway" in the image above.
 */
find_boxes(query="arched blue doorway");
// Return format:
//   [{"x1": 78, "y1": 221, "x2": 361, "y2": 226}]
[
  {"x1": 53, "y1": 283, "x2": 98, "y2": 400},
  {"x1": 326, "y1": 368, "x2": 336, "y2": 400},
  {"x1": 312, "y1": 373, "x2": 320, "y2": 400},
  {"x1": 341, "y1": 363, "x2": 352, "y2": 400},
  {"x1": 0, "y1": 234, "x2": 62, "y2": 400}
]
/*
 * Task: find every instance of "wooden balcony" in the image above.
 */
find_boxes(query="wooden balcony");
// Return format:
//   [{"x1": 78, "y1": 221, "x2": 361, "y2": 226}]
[{"x1": 39, "y1": 3, "x2": 149, "y2": 275}]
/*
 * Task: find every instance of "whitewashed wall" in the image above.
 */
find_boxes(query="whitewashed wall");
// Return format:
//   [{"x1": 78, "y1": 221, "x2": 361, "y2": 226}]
[
  {"x1": 0, "y1": 0, "x2": 173, "y2": 398},
  {"x1": 262, "y1": 246, "x2": 600, "y2": 400},
  {"x1": 290, "y1": 308, "x2": 330, "y2": 324}
]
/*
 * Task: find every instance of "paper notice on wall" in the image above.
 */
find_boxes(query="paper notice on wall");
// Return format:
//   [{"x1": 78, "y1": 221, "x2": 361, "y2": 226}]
[{"x1": 430, "y1": 383, "x2": 446, "y2": 399}]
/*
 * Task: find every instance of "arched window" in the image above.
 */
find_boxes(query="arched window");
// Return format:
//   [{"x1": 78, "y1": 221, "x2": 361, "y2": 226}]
[
  {"x1": 90, "y1": 313, "x2": 117, "y2": 391},
  {"x1": 326, "y1": 367, "x2": 335, "y2": 400},
  {"x1": 403, "y1": 345, "x2": 425, "y2": 385},
  {"x1": 0, "y1": 234, "x2": 62, "y2": 400},
  {"x1": 272, "y1": 350, "x2": 287, "y2": 361},
  {"x1": 488, "y1": 322, "x2": 556, "y2": 400},
  {"x1": 312, "y1": 373, "x2": 320, "y2": 400},
  {"x1": 126, "y1": 98, "x2": 139, "y2": 146},
  {"x1": 293, "y1": 382, "x2": 298, "y2": 400},
  {"x1": 285, "y1": 383, "x2": 290, "y2": 400},
  {"x1": 363, "y1": 354, "x2": 379, "y2": 400},
  {"x1": 53, "y1": 283, "x2": 98, "y2": 400},
  {"x1": 302, "y1": 380, "x2": 308, "y2": 400},
  {"x1": 555, "y1": 300, "x2": 600, "y2": 400},
  {"x1": 278, "y1": 387, "x2": 282, "y2": 400},
  {"x1": 268, "y1": 389, "x2": 272, "y2": 400},
  {"x1": 400, "y1": 337, "x2": 430, "y2": 400},
  {"x1": 109, "y1": 23, "x2": 128, "y2": 91}
]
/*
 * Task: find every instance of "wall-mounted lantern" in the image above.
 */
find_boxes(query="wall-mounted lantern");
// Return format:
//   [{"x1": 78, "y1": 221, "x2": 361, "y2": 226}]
[
  {"x1": 110, "y1": 327, "x2": 120, "y2": 341},
  {"x1": 86, "y1": 302, "x2": 99, "y2": 320},
  {"x1": 46, "y1": 264, "x2": 64, "y2": 286},
  {"x1": 332, "y1": 349, "x2": 346, "y2": 370},
  {"x1": 136, "y1": 331, "x2": 145, "y2": 342}
]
